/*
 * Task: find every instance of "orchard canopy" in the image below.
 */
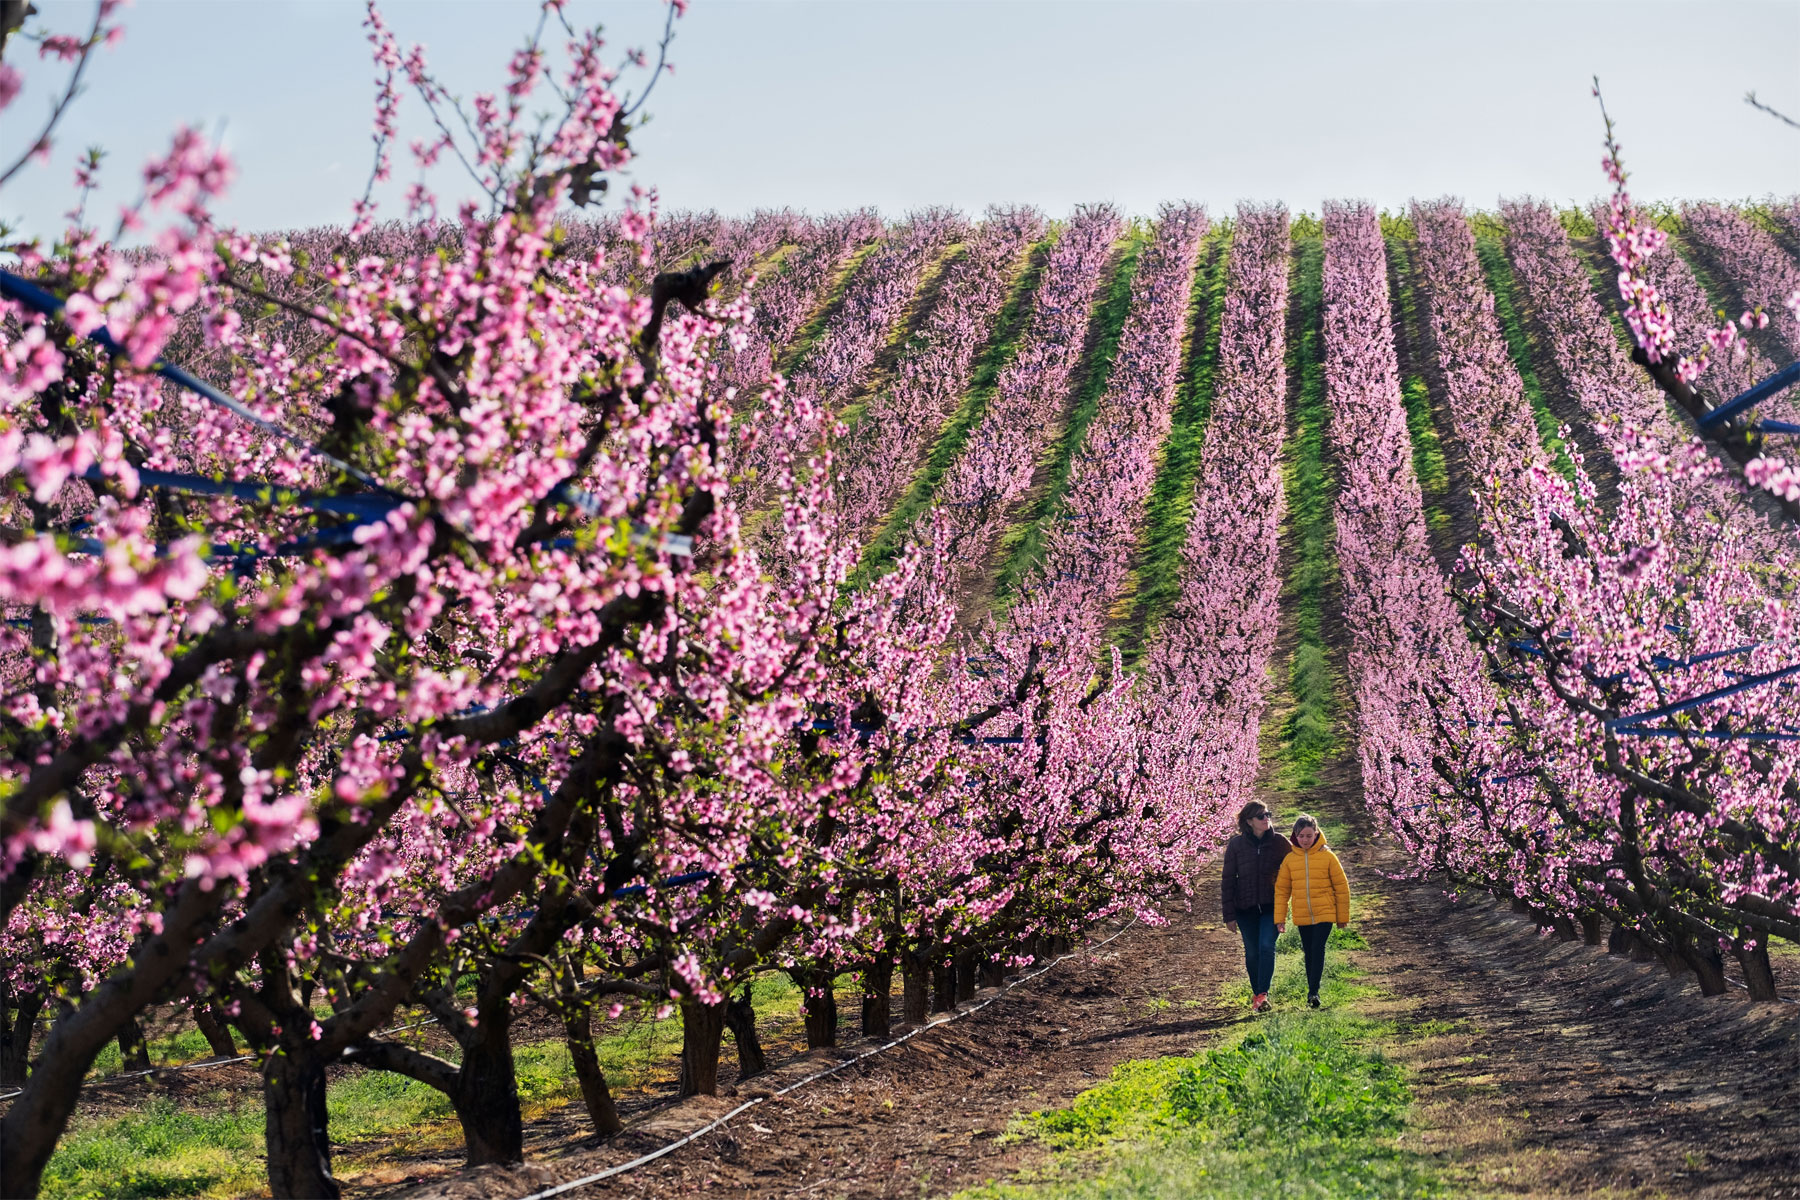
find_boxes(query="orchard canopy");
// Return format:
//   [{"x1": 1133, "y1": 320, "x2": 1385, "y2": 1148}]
[{"x1": 0, "y1": 2, "x2": 1797, "y2": 1198}]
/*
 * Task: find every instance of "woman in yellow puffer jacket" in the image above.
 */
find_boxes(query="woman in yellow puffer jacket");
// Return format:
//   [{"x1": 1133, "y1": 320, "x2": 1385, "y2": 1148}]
[{"x1": 1273, "y1": 813, "x2": 1350, "y2": 1008}]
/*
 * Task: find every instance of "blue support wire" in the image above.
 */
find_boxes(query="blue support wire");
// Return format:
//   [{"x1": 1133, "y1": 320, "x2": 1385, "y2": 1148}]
[
  {"x1": 803, "y1": 718, "x2": 1042, "y2": 747},
  {"x1": 1605, "y1": 660, "x2": 1800, "y2": 740},
  {"x1": 1, "y1": 269, "x2": 692, "y2": 557},
  {"x1": 1698, "y1": 360, "x2": 1800, "y2": 431},
  {"x1": 1, "y1": 269, "x2": 389, "y2": 492}
]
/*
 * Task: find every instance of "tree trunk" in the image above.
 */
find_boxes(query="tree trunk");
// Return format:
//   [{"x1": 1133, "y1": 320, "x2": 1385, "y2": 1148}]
[
  {"x1": 900, "y1": 953, "x2": 928, "y2": 1027},
  {"x1": 1552, "y1": 916, "x2": 1580, "y2": 943},
  {"x1": 677, "y1": 997, "x2": 726, "y2": 1097},
  {"x1": 723, "y1": 984, "x2": 765, "y2": 1080},
  {"x1": 800, "y1": 966, "x2": 837, "y2": 1048},
  {"x1": 1580, "y1": 914, "x2": 1603, "y2": 946},
  {"x1": 980, "y1": 956, "x2": 1005, "y2": 989},
  {"x1": 0, "y1": 987, "x2": 43, "y2": 1087},
  {"x1": 931, "y1": 957, "x2": 956, "y2": 1013},
  {"x1": 860, "y1": 959, "x2": 893, "y2": 1039},
  {"x1": 193, "y1": 1003, "x2": 238, "y2": 1058},
  {"x1": 563, "y1": 1005, "x2": 621, "y2": 1135},
  {"x1": 1607, "y1": 922, "x2": 1631, "y2": 955},
  {"x1": 117, "y1": 1017, "x2": 151, "y2": 1073},
  {"x1": 1735, "y1": 941, "x2": 1779, "y2": 1002},
  {"x1": 954, "y1": 948, "x2": 977, "y2": 1003},
  {"x1": 264, "y1": 1044, "x2": 337, "y2": 1200},
  {"x1": 1674, "y1": 935, "x2": 1729, "y2": 997},
  {"x1": 1511, "y1": 896, "x2": 1533, "y2": 916},
  {"x1": 453, "y1": 1010, "x2": 524, "y2": 1166}
]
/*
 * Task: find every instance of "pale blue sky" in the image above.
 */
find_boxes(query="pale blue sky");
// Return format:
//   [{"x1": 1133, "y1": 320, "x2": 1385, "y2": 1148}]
[{"x1": 2, "y1": 0, "x2": 1796, "y2": 238}]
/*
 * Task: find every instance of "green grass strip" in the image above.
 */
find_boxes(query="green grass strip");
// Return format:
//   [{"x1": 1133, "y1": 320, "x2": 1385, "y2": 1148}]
[
  {"x1": 853, "y1": 227, "x2": 1059, "y2": 581},
  {"x1": 1278, "y1": 230, "x2": 1338, "y2": 795},
  {"x1": 961, "y1": 992, "x2": 1437, "y2": 1200},
  {"x1": 994, "y1": 223, "x2": 1150, "y2": 605},
  {"x1": 777, "y1": 238, "x2": 880, "y2": 376},
  {"x1": 1469, "y1": 228, "x2": 1576, "y2": 479},
  {"x1": 1376, "y1": 224, "x2": 1452, "y2": 539},
  {"x1": 1119, "y1": 219, "x2": 1232, "y2": 665},
  {"x1": 832, "y1": 240, "x2": 968, "y2": 437}
]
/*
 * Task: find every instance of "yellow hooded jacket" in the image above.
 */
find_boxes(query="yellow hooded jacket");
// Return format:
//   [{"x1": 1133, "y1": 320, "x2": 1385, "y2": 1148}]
[{"x1": 1273, "y1": 831, "x2": 1350, "y2": 927}]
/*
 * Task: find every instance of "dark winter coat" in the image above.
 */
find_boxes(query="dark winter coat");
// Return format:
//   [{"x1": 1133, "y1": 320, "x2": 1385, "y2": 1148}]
[{"x1": 1220, "y1": 830, "x2": 1292, "y2": 921}]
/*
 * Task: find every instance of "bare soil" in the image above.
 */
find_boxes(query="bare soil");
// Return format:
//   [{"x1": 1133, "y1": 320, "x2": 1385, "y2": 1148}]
[{"x1": 387, "y1": 908, "x2": 1243, "y2": 1200}]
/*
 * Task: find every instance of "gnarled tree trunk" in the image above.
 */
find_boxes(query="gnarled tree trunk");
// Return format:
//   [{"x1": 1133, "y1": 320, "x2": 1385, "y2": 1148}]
[
  {"x1": 0, "y1": 986, "x2": 43, "y2": 1088},
  {"x1": 264, "y1": 1043, "x2": 337, "y2": 1200},
  {"x1": 900, "y1": 953, "x2": 928, "y2": 1027},
  {"x1": 980, "y1": 955, "x2": 1005, "y2": 989},
  {"x1": 193, "y1": 1003, "x2": 237, "y2": 1058},
  {"x1": 1666, "y1": 933, "x2": 1728, "y2": 996},
  {"x1": 117, "y1": 1017, "x2": 151, "y2": 1073},
  {"x1": 563, "y1": 1005, "x2": 621, "y2": 1135},
  {"x1": 860, "y1": 959, "x2": 893, "y2": 1039},
  {"x1": 931, "y1": 958, "x2": 955, "y2": 1013},
  {"x1": 1735, "y1": 941, "x2": 1779, "y2": 1002},
  {"x1": 678, "y1": 997, "x2": 727, "y2": 1097},
  {"x1": 800, "y1": 965, "x2": 837, "y2": 1048},
  {"x1": 954, "y1": 948, "x2": 978, "y2": 1003},
  {"x1": 453, "y1": 1007, "x2": 524, "y2": 1166},
  {"x1": 724, "y1": 984, "x2": 765, "y2": 1080}
]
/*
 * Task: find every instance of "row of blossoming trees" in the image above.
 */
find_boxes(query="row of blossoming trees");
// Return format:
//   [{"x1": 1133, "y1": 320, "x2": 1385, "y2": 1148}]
[
  {"x1": 1344, "y1": 147, "x2": 1800, "y2": 1008},
  {"x1": 0, "y1": 5, "x2": 1247, "y2": 1196}
]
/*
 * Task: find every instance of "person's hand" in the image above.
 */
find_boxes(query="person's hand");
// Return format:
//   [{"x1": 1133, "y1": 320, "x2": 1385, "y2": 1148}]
[
  {"x1": 1337, "y1": 922, "x2": 1349, "y2": 930},
  {"x1": 1274, "y1": 923, "x2": 1285, "y2": 933},
  {"x1": 1225, "y1": 921, "x2": 1237, "y2": 932}
]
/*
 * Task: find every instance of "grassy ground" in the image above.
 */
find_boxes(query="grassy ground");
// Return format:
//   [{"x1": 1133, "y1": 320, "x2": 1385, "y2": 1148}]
[
  {"x1": 1119, "y1": 219, "x2": 1232, "y2": 663},
  {"x1": 955, "y1": 892, "x2": 1441, "y2": 1200},
  {"x1": 1277, "y1": 226, "x2": 1338, "y2": 796},
  {"x1": 855, "y1": 226, "x2": 1059, "y2": 581},
  {"x1": 38, "y1": 974, "x2": 809, "y2": 1200},
  {"x1": 1375, "y1": 218, "x2": 1453, "y2": 539},
  {"x1": 833, "y1": 238, "x2": 969, "y2": 436},
  {"x1": 994, "y1": 223, "x2": 1151, "y2": 606},
  {"x1": 776, "y1": 239, "x2": 881, "y2": 376},
  {"x1": 1467, "y1": 225, "x2": 1576, "y2": 480}
]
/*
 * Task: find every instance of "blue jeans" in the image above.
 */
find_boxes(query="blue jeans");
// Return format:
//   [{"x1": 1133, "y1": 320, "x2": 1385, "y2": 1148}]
[{"x1": 1235, "y1": 908, "x2": 1277, "y2": 995}]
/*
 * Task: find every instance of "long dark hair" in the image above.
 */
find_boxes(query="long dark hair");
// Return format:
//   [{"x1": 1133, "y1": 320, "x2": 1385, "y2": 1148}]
[{"x1": 1236, "y1": 801, "x2": 1270, "y2": 837}]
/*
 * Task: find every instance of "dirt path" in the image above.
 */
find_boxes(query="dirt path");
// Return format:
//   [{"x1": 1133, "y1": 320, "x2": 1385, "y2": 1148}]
[
  {"x1": 396, "y1": 903, "x2": 1243, "y2": 1200},
  {"x1": 1353, "y1": 853, "x2": 1800, "y2": 1199}
]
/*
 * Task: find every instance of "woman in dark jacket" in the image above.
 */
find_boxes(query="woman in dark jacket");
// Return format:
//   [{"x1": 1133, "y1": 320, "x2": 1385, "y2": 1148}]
[{"x1": 1221, "y1": 800, "x2": 1291, "y2": 1012}]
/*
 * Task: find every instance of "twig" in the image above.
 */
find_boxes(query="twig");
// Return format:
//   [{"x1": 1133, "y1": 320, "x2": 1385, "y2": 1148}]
[
  {"x1": 1745, "y1": 90, "x2": 1800, "y2": 131},
  {"x1": 0, "y1": 0, "x2": 106, "y2": 191}
]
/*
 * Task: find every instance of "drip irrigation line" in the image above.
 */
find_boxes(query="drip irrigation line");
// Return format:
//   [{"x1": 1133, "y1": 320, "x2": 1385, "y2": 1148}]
[{"x1": 513, "y1": 917, "x2": 1143, "y2": 1200}]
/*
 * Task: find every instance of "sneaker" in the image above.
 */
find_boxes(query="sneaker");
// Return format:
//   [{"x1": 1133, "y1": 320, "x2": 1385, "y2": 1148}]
[
  {"x1": 1251, "y1": 993, "x2": 1269, "y2": 1013},
  {"x1": 1307, "y1": 992, "x2": 1321, "y2": 1009}
]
